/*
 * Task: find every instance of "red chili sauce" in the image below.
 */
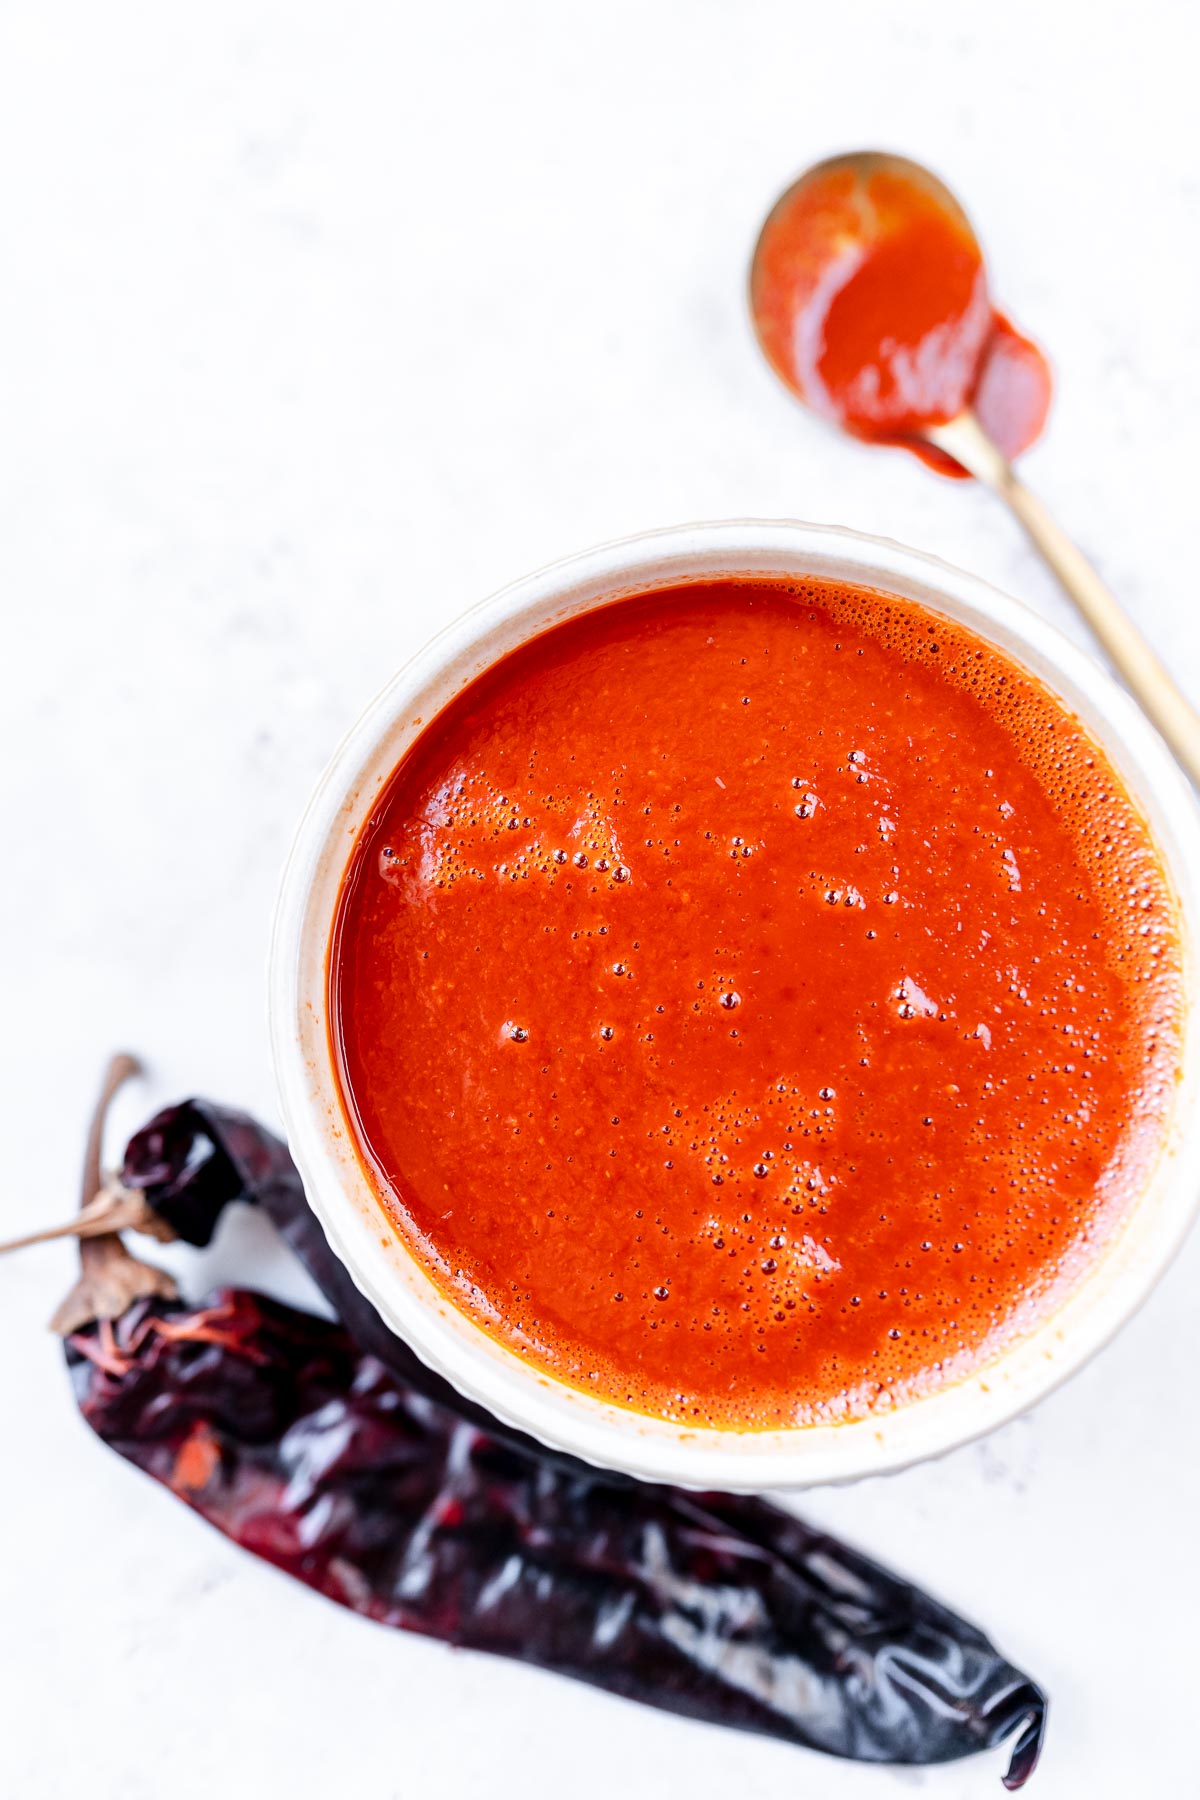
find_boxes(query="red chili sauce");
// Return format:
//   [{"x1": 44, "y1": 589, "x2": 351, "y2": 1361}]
[
  {"x1": 750, "y1": 156, "x2": 1052, "y2": 477},
  {"x1": 331, "y1": 580, "x2": 1181, "y2": 1429}
]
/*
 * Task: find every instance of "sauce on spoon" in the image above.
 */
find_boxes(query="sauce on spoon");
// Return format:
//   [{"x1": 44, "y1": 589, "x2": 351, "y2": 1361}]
[{"x1": 750, "y1": 152, "x2": 1052, "y2": 477}]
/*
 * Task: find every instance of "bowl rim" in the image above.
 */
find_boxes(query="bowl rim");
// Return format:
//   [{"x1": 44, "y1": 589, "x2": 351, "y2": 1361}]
[{"x1": 268, "y1": 519, "x2": 1200, "y2": 1490}]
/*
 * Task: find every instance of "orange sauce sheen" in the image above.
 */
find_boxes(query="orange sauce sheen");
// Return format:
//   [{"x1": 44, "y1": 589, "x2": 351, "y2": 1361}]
[
  {"x1": 751, "y1": 160, "x2": 1052, "y2": 477},
  {"x1": 332, "y1": 579, "x2": 1182, "y2": 1428}
]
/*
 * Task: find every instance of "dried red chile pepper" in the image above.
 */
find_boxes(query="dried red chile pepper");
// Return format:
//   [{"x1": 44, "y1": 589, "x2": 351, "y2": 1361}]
[
  {"x1": 50, "y1": 1070, "x2": 1046, "y2": 1786},
  {"x1": 67, "y1": 1287, "x2": 1044, "y2": 1782}
]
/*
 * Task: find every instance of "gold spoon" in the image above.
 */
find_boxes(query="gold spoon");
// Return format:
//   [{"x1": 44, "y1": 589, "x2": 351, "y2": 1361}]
[{"x1": 750, "y1": 150, "x2": 1200, "y2": 789}]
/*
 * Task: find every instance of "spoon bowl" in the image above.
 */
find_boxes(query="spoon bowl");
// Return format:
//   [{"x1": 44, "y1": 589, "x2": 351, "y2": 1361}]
[{"x1": 749, "y1": 149, "x2": 993, "y2": 451}]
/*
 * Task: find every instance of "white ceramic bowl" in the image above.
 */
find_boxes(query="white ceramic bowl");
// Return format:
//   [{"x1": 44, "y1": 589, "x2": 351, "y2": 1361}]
[{"x1": 269, "y1": 521, "x2": 1200, "y2": 1490}]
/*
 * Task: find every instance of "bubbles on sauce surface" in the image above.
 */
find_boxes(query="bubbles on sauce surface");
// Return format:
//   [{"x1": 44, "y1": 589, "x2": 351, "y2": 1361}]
[{"x1": 332, "y1": 576, "x2": 1183, "y2": 1430}]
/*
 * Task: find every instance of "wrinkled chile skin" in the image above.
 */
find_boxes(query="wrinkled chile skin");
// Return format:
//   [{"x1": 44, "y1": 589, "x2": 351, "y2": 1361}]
[{"x1": 100, "y1": 1100, "x2": 1045, "y2": 1784}]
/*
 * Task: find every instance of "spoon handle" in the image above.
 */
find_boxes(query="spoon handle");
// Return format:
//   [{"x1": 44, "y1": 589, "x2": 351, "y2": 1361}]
[{"x1": 926, "y1": 411, "x2": 1200, "y2": 791}]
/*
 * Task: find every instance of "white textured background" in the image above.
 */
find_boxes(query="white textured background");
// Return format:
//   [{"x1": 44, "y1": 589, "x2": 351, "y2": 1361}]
[{"x1": 2, "y1": 4, "x2": 1198, "y2": 1795}]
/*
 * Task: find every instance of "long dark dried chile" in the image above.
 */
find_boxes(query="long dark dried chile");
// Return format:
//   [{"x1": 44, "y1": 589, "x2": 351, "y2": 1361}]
[
  {"x1": 67, "y1": 1285, "x2": 1044, "y2": 1783},
  {"x1": 100, "y1": 1094, "x2": 1050, "y2": 1771}
]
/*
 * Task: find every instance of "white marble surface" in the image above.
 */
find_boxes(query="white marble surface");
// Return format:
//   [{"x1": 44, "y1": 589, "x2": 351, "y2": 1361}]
[{"x1": 2, "y1": 3, "x2": 1198, "y2": 1794}]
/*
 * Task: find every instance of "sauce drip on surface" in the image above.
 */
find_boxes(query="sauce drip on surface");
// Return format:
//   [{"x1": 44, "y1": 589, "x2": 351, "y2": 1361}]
[
  {"x1": 332, "y1": 579, "x2": 1181, "y2": 1429},
  {"x1": 750, "y1": 156, "x2": 1052, "y2": 476}
]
